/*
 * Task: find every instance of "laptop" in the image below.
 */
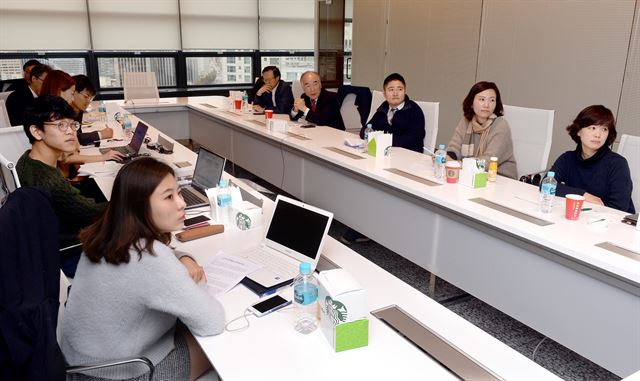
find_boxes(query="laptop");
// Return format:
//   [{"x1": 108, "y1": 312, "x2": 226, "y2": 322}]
[
  {"x1": 99, "y1": 121, "x2": 149, "y2": 156},
  {"x1": 180, "y1": 146, "x2": 226, "y2": 209},
  {"x1": 237, "y1": 195, "x2": 334, "y2": 289}
]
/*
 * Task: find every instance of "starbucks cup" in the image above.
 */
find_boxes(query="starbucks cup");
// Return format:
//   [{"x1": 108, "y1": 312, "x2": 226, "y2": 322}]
[{"x1": 445, "y1": 161, "x2": 461, "y2": 183}]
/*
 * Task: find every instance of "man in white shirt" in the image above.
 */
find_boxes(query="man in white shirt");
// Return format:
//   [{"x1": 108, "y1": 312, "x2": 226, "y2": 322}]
[{"x1": 251, "y1": 66, "x2": 293, "y2": 114}]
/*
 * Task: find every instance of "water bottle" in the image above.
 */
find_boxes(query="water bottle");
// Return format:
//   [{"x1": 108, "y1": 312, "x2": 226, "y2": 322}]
[
  {"x1": 363, "y1": 123, "x2": 373, "y2": 152},
  {"x1": 98, "y1": 100, "x2": 107, "y2": 122},
  {"x1": 241, "y1": 91, "x2": 249, "y2": 112},
  {"x1": 293, "y1": 262, "x2": 319, "y2": 334},
  {"x1": 539, "y1": 171, "x2": 557, "y2": 213},
  {"x1": 122, "y1": 114, "x2": 133, "y2": 139},
  {"x1": 216, "y1": 179, "x2": 232, "y2": 225},
  {"x1": 434, "y1": 144, "x2": 446, "y2": 181}
]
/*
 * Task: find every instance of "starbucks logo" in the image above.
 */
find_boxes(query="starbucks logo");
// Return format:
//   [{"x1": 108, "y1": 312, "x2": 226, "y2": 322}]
[
  {"x1": 324, "y1": 296, "x2": 348, "y2": 324},
  {"x1": 235, "y1": 212, "x2": 251, "y2": 230}
]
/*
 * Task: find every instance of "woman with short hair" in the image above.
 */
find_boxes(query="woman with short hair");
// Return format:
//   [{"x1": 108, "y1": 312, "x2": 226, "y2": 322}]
[
  {"x1": 446, "y1": 81, "x2": 518, "y2": 179},
  {"x1": 549, "y1": 105, "x2": 634, "y2": 213},
  {"x1": 62, "y1": 157, "x2": 225, "y2": 381}
]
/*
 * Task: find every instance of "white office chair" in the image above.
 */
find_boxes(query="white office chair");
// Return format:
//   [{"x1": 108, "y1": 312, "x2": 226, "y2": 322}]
[
  {"x1": 0, "y1": 99, "x2": 11, "y2": 128},
  {"x1": 340, "y1": 93, "x2": 362, "y2": 134},
  {"x1": 123, "y1": 72, "x2": 159, "y2": 104},
  {"x1": 0, "y1": 90, "x2": 13, "y2": 103},
  {"x1": 502, "y1": 105, "x2": 555, "y2": 178},
  {"x1": 0, "y1": 126, "x2": 30, "y2": 194},
  {"x1": 292, "y1": 79, "x2": 303, "y2": 99},
  {"x1": 617, "y1": 134, "x2": 640, "y2": 209},
  {"x1": 415, "y1": 101, "x2": 439, "y2": 154},
  {"x1": 367, "y1": 90, "x2": 385, "y2": 124}
]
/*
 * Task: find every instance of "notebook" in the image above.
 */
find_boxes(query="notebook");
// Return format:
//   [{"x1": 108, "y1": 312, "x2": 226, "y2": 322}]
[
  {"x1": 237, "y1": 195, "x2": 334, "y2": 289},
  {"x1": 181, "y1": 146, "x2": 226, "y2": 209},
  {"x1": 99, "y1": 121, "x2": 149, "y2": 156}
]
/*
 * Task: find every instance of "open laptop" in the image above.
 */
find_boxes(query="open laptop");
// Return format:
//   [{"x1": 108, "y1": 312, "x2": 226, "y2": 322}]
[
  {"x1": 99, "y1": 121, "x2": 148, "y2": 156},
  {"x1": 180, "y1": 146, "x2": 226, "y2": 209},
  {"x1": 236, "y1": 195, "x2": 334, "y2": 288}
]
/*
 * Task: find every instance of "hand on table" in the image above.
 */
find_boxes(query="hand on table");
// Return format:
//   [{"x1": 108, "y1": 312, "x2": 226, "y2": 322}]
[
  {"x1": 179, "y1": 256, "x2": 207, "y2": 284},
  {"x1": 101, "y1": 150, "x2": 125, "y2": 162},
  {"x1": 583, "y1": 192, "x2": 604, "y2": 206},
  {"x1": 100, "y1": 126, "x2": 114, "y2": 139},
  {"x1": 253, "y1": 104, "x2": 265, "y2": 112}
]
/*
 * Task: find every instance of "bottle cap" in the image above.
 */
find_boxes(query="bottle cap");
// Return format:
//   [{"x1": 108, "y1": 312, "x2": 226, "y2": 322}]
[
  {"x1": 490, "y1": 156, "x2": 498, "y2": 161},
  {"x1": 438, "y1": 144, "x2": 445, "y2": 149},
  {"x1": 367, "y1": 123, "x2": 372, "y2": 128},
  {"x1": 547, "y1": 171, "x2": 555, "y2": 177},
  {"x1": 218, "y1": 179, "x2": 228, "y2": 187},
  {"x1": 299, "y1": 262, "x2": 311, "y2": 274}
]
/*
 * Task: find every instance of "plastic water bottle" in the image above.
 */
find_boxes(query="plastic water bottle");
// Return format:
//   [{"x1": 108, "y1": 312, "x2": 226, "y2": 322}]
[
  {"x1": 216, "y1": 179, "x2": 232, "y2": 224},
  {"x1": 539, "y1": 171, "x2": 557, "y2": 213},
  {"x1": 122, "y1": 114, "x2": 133, "y2": 139},
  {"x1": 434, "y1": 144, "x2": 446, "y2": 181},
  {"x1": 293, "y1": 262, "x2": 319, "y2": 334},
  {"x1": 98, "y1": 100, "x2": 107, "y2": 122},
  {"x1": 363, "y1": 123, "x2": 373, "y2": 152},
  {"x1": 241, "y1": 91, "x2": 249, "y2": 112}
]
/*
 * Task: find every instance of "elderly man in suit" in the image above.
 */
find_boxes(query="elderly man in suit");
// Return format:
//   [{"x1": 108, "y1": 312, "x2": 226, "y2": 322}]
[{"x1": 290, "y1": 71, "x2": 344, "y2": 130}]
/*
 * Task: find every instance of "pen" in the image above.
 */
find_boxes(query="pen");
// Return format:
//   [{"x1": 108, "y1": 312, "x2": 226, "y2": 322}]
[
  {"x1": 588, "y1": 218, "x2": 606, "y2": 225},
  {"x1": 581, "y1": 208, "x2": 592, "y2": 211}
]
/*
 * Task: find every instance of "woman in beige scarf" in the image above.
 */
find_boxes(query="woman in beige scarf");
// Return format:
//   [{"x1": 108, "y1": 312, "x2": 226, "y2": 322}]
[{"x1": 445, "y1": 81, "x2": 518, "y2": 179}]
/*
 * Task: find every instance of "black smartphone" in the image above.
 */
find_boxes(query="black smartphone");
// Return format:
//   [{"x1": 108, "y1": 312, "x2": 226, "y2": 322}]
[
  {"x1": 249, "y1": 295, "x2": 291, "y2": 317},
  {"x1": 184, "y1": 215, "x2": 210, "y2": 227},
  {"x1": 300, "y1": 124, "x2": 316, "y2": 128}
]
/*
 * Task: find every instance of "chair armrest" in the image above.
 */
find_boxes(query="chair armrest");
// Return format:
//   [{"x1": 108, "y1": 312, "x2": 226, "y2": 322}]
[{"x1": 66, "y1": 357, "x2": 154, "y2": 379}]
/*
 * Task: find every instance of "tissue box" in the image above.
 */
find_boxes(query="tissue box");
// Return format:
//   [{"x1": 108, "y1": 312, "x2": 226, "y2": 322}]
[
  {"x1": 460, "y1": 158, "x2": 488, "y2": 188},
  {"x1": 267, "y1": 119, "x2": 288, "y2": 133},
  {"x1": 231, "y1": 200, "x2": 262, "y2": 230},
  {"x1": 367, "y1": 131, "x2": 392, "y2": 157},
  {"x1": 318, "y1": 269, "x2": 368, "y2": 352}
]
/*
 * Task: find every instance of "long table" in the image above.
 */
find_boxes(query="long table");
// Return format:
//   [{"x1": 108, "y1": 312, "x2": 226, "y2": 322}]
[{"x1": 90, "y1": 110, "x2": 559, "y2": 381}]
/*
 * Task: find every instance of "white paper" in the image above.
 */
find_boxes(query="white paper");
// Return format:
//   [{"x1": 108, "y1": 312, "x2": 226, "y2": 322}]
[
  {"x1": 77, "y1": 161, "x2": 122, "y2": 177},
  {"x1": 203, "y1": 251, "x2": 261, "y2": 297}
]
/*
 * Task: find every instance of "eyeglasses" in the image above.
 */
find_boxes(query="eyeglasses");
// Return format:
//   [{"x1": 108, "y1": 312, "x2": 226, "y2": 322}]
[
  {"x1": 79, "y1": 92, "x2": 95, "y2": 102},
  {"x1": 45, "y1": 121, "x2": 81, "y2": 132}
]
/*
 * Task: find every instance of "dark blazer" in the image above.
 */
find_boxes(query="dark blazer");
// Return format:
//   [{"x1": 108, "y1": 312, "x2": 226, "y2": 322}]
[
  {"x1": 73, "y1": 110, "x2": 100, "y2": 146},
  {"x1": 290, "y1": 89, "x2": 345, "y2": 131},
  {"x1": 251, "y1": 79, "x2": 294, "y2": 114},
  {"x1": 6, "y1": 83, "x2": 35, "y2": 126},
  {"x1": 0, "y1": 187, "x2": 65, "y2": 381},
  {"x1": 361, "y1": 95, "x2": 425, "y2": 153}
]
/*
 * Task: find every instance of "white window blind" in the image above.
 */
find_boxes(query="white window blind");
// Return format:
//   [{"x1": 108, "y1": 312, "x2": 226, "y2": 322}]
[
  {"x1": 88, "y1": 0, "x2": 180, "y2": 50},
  {"x1": 259, "y1": 0, "x2": 315, "y2": 50},
  {"x1": 180, "y1": 0, "x2": 259, "y2": 50},
  {"x1": 0, "y1": 0, "x2": 90, "y2": 51}
]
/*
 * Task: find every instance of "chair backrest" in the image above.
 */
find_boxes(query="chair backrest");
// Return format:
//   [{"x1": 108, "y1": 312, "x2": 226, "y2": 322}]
[
  {"x1": 0, "y1": 90, "x2": 13, "y2": 103},
  {"x1": 502, "y1": 105, "x2": 555, "y2": 177},
  {"x1": 415, "y1": 101, "x2": 439, "y2": 154},
  {"x1": 123, "y1": 72, "x2": 159, "y2": 103},
  {"x1": 292, "y1": 79, "x2": 303, "y2": 99},
  {"x1": 0, "y1": 99, "x2": 10, "y2": 128},
  {"x1": 0, "y1": 126, "x2": 30, "y2": 192},
  {"x1": 617, "y1": 134, "x2": 640, "y2": 209},
  {"x1": 367, "y1": 90, "x2": 385, "y2": 123},
  {"x1": 340, "y1": 93, "x2": 362, "y2": 133}
]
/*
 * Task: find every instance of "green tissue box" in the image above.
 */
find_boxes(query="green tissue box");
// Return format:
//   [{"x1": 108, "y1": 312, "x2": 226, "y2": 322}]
[{"x1": 318, "y1": 269, "x2": 369, "y2": 352}]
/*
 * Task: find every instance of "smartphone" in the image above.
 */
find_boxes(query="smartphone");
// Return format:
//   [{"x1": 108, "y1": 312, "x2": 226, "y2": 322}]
[
  {"x1": 184, "y1": 215, "x2": 210, "y2": 227},
  {"x1": 300, "y1": 124, "x2": 316, "y2": 128},
  {"x1": 249, "y1": 295, "x2": 291, "y2": 317}
]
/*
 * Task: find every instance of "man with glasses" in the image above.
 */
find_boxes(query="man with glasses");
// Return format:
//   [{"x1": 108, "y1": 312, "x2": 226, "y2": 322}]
[
  {"x1": 71, "y1": 74, "x2": 114, "y2": 144},
  {"x1": 251, "y1": 65, "x2": 293, "y2": 114},
  {"x1": 16, "y1": 96, "x2": 105, "y2": 278},
  {"x1": 290, "y1": 71, "x2": 344, "y2": 130},
  {"x1": 6, "y1": 64, "x2": 52, "y2": 126}
]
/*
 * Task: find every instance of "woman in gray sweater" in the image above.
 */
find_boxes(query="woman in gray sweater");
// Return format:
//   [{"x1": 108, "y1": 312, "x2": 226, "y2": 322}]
[
  {"x1": 446, "y1": 81, "x2": 518, "y2": 179},
  {"x1": 62, "y1": 158, "x2": 225, "y2": 381}
]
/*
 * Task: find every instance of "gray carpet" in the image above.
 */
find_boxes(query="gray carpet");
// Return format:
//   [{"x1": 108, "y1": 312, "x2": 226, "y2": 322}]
[{"x1": 184, "y1": 141, "x2": 620, "y2": 381}]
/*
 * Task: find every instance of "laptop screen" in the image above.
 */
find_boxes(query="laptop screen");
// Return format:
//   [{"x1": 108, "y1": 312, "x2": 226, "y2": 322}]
[
  {"x1": 129, "y1": 121, "x2": 149, "y2": 153},
  {"x1": 192, "y1": 147, "x2": 226, "y2": 190},
  {"x1": 265, "y1": 198, "x2": 331, "y2": 260}
]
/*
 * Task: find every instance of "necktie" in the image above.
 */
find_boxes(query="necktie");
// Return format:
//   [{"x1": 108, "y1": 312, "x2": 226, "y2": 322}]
[
  {"x1": 311, "y1": 99, "x2": 317, "y2": 112},
  {"x1": 388, "y1": 108, "x2": 397, "y2": 124}
]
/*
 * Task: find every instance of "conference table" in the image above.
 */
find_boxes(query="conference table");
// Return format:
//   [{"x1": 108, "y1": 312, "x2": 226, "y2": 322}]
[
  {"x1": 115, "y1": 96, "x2": 640, "y2": 378},
  {"x1": 87, "y1": 110, "x2": 559, "y2": 380}
]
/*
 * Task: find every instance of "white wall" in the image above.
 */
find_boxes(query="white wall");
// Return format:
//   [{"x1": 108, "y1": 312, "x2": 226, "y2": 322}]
[{"x1": 352, "y1": 0, "x2": 640, "y2": 168}]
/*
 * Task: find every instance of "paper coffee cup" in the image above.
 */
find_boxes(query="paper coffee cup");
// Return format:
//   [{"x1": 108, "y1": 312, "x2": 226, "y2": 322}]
[
  {"x1": 565, "y1": 194, "x2": 585, "y2": 220},
  {"x1": 445, "y1": 161, "x2": 461, "y2": 183},
  {"x1": 265, "y1": 109, "x2": 273, "y2": 119}
]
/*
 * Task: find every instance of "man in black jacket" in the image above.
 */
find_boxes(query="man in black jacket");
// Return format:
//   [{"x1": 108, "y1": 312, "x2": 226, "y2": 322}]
[
  {"x1": 251, "y1": 66, "x2": 294, "y2": 114},
  {"x1": 290, "y1": 71, "x2": 345, "y2": 130},
  {"x1": 6, "y1": 64, "x2": 51, "y2": 126}
]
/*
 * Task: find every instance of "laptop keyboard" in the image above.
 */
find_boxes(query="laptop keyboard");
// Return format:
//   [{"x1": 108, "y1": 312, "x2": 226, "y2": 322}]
[
  {"x1": 238, "y1": 248, "x2": 298, "y2": 279},
  {"x1": 181, "y1": 188, "x2": 206, "y2": 206}
]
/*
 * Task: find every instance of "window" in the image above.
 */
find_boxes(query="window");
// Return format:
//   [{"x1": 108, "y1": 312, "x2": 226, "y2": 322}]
[
  {"x1": 261, "y1": 56, "x2": 314, "y2": 83},
  {"x1": 185, "y1": 56, "x2": 253, "y2": 86},
  {"x1": 97, "y1": 56, "x2": 176, "y2": 88},
  {"x1": 0, "y1": 57, "x2": 87, "y2": 81}
]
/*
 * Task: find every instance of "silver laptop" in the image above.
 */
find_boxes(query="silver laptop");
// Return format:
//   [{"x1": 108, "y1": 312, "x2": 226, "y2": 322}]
[
  {"x1": 181, "y1": 147, "x2": 226, "y2": 209},
  {"x1": 99, "y1": 121, "x2": 149, "y2": 156},
  {"x1": 236, "y1": 195, "x2": 334, "y2": 288}
]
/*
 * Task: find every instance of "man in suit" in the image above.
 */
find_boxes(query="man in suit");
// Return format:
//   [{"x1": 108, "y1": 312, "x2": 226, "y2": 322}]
[
  {"x1": 6, "y1": 59, "x2": 41, "y2": 92},
  {"x1": 290, "y1": 71, "x2": 345, "y2": 130},
  {"x1": 6, "y1": 64, "x2": 52, "y2": 126},
  {"x1": 251, "y1": 66, "x2": 293, "y2": 114}
]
